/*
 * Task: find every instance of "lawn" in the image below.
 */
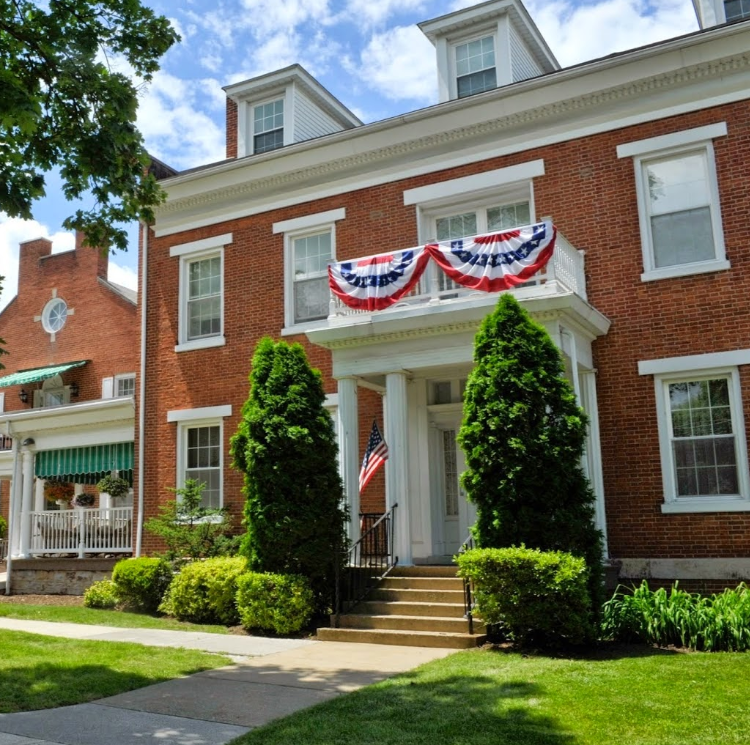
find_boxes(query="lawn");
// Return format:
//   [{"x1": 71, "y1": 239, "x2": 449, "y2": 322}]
[
  {"x1": 230, "y1": 645, "x2": 750, "y2": 745},
  {"x1": 0, "y1": 629, "x2": 229, "y2": 713},
  {"x1": 0, "y1": 603, "x2": 230, "y2": 634}
]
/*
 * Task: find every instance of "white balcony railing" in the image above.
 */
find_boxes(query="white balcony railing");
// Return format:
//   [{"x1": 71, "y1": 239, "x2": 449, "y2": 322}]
[
  {"x1": 30, "y1": 507, "x2": 133, "y2": 557},
  {"x1": 329, "y1": 229, "x2": 586, "y2": 319}
]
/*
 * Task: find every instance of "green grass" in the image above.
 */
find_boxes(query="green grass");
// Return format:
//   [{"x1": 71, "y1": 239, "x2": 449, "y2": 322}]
[
  {"x1": 0, "y1": 629, "x2": 229, "y2": 713},
  {"x1": 230, "y1": 646, "x2": 750, "y2": 745},
  {"x1": 0, "y1": 603, "x2": 230, "y2": 634}
]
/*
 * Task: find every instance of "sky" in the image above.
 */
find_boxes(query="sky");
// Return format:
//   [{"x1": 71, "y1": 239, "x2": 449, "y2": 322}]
[{"x1": 0, "y1": 0, "x2": 700, "y2": 311}]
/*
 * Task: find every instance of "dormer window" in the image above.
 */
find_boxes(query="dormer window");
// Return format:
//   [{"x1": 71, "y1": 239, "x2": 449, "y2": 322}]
[
  {"x1": 725, "y1": 0, "x2": 750, "y2": 21},
  {"x1": 253, "y1": 99, "x2": 284, "y2": 154},
  {"x1": 455, "y1": 35, "x2": 497, "y2": 98}
]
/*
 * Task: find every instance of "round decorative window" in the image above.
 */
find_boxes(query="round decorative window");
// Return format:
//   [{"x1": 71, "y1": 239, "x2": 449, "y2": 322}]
[{"x1": 42, "y1": 298, "x2": 68, "y2": 334}]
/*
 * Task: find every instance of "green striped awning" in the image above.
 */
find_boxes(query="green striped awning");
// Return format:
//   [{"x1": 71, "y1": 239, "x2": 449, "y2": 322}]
[
  {"x1": 0, "y1": 360, "x2": 88, "y2": 388},
  {"x1": 35, "y1": 442, "x2": 133, "y2": 485}
]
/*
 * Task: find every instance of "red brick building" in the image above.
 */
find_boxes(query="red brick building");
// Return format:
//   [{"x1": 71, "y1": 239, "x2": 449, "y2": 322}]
[
  {"x1": 137, "y1": 0, "x2": 750, "y2": 588},
  {"x1": 0, "y1": 232, "x2": 137, "y2": 564}
]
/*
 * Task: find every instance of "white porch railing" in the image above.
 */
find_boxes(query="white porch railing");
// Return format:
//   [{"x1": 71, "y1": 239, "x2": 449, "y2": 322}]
[
  {"x1": 30, "y1": 507, "x2": 133, "y2": 557},
  {"x1": 329, "y1": 229, "x2": 586, "y2": 319}
]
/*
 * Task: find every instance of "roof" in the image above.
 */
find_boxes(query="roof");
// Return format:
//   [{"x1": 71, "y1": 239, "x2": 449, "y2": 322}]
[{"x1": 99, "y1": 277, "x2": 137, "y2": 305}]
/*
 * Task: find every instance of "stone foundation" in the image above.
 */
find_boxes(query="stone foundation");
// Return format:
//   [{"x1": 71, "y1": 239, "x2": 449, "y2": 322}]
[{"x1": 7, "y1": 558, "x2": 121, "y2": 595}]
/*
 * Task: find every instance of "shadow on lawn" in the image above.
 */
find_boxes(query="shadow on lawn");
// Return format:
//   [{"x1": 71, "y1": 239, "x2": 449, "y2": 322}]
[{"x1": 236, "y1": 672, "x2": 578, "y2": 745}]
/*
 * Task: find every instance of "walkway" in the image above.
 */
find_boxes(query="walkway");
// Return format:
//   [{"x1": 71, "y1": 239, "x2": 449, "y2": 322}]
[{"x1": 0, "y1": 618, "x2": 455, "y2": 745}]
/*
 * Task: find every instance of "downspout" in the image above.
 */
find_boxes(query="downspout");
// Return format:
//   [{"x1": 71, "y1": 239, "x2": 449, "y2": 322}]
[
  {"x1": 135, "y1": 222, "x2": 148, "y2": 557},
  {"x1": 5, "y1": 425, "x2": 19, "y2": 594}
]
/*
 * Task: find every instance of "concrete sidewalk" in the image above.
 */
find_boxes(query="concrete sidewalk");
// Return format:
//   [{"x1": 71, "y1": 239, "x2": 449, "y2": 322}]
[{"x1": 0, "y1": 619, "x2": 455, "y2": 745}]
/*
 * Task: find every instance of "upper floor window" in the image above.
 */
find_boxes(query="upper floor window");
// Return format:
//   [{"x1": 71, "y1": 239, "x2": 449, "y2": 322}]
[
  {"x1": 435, "y1": 201, "x2": 531, "y2": 241},
  {"x1": 617, "y1": 123, "x2": 728, "y2": 282},
  {"x1": 115, "y1": 374, "x2": 135, "y2": 398},
  {"x1": 42, "y1": 297, "x2": 67, "y2": 334},
  {"x1": 253, "y1": 99, "x2": 284, "y2": 154},
  {"x1": 725, "y1": 0, "x2": 750, "y2": 20},
  {"x1": 455, "y1": 35, "x2": 496, "y2": 98},
  {"x1": 170, "y1": 233, "x2": 231, "y2": 353}
]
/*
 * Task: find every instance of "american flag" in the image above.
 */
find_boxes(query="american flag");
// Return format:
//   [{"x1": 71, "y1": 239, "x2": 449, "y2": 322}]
[{"x1": 359, "y1": 420, "x2": 389, "y2": 492}]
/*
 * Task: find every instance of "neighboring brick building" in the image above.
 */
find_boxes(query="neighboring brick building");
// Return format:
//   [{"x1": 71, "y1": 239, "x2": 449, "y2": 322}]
[
  {"x1": 137, "y1": 0, "x2": 750, "y2": 587},
  {"x1": 0, "y1": 232, "x2": 137, "y2": 564}
]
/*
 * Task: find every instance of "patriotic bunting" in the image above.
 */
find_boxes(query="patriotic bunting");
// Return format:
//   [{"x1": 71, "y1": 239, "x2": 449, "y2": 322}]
[
  {"x1": 328, "y1": 247, "x2": 430, "y2": 312},
  {"x1": 327, "y1": 221, "x2": 556, "y2": 311},
  {"x1": 426, "y1": 220, "x2": 556, "y2": 293}
]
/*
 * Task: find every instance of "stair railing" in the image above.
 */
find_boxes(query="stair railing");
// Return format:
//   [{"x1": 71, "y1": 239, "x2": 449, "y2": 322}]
[
  {"x1": 457, "y1": 533, "x2": 476, "y2": 635},
  {"x1": 334, "y1": 503, "x2": 398, "y2": 628}
]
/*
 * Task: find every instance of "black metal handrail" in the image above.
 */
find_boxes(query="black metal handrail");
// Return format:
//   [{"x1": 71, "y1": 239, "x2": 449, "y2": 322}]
[
  {"x1": 334, "y1": 503, "x2": 398, "y2": 627},
  {"x1": 458, "y1": 533, "x2": 476, "y2": 634}
]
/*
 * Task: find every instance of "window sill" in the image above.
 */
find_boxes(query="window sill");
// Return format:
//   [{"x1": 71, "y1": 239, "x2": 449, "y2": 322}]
[
  {"x1": 175, "y1": 336, "x2": 226, "y2": 353},
  {"x1": 281, "y1": 320, "x2": 328, "y2": 337},
  {"x1": 661, "y1": 498, "x2": 750, "y2": 514},
  {"x1": 641, "y1": 259, "x2": 730, "y2": 283}
]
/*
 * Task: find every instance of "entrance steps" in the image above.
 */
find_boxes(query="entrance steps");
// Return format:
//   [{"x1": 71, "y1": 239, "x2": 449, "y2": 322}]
[{"x1": 317, "y1": 565, "x2": 485, "y2": 649}]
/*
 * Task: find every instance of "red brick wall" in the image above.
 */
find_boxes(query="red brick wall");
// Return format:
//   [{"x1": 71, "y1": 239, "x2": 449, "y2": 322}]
[{"x1": 144, "y1": 99, "x2": 750, "y2": 562}]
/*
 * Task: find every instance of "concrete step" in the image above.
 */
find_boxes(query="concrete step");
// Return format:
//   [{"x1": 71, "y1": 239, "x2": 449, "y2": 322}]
[
  {"x1": 391, "y1": 565, "x2": 458, "y2": 578},
  {"x1": 379, "y1": 576, "x2": 464, "y2": 591},
  {"x1": 355, "y1": 600, "x2": 467, "y2": 618},
  {"x1": 337, "y1": 613, "x2": 482, "y2": 633},
  {"x1": 317, "y1": 626, "x2": 485, "y2": 649},
  {"x1": 370, "y1": 588, "x2": 465, "y2": 604}
]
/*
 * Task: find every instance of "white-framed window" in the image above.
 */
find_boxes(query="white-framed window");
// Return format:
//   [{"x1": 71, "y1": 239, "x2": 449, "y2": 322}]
[
  {"x1": 617, "y1": 123, "x2": 728, "y2": 282},
  {"x1": 454, "y1": 34, "x2": 497, "y2": 98},
  {"x1": 33, "y1": 374, "x2": 70, "y2": 408},
  {"x1": 639, "y1": 350, "x2": 750, "y2": 513},
  {"x1": 253, "y1": 98, "x2": 284, "y2": 154},
  {"x1": 168, "y1": 405, "x2": 232, "y2": 511},
  {"x1": 170, "y1": 233, "x2": 231, "y2": 353},
  {"x1": 41, "y1": 297, "x2": 68, "y2": 335},
  {"x1": 115, "y1": 374, "x2": 136, "y2": 398},
  {"x1": 274, "y1": 208, "x2": 345, "y2": 331},
  {"x1": 725, "y1": 0, "x2": 750, "y2": 21}
]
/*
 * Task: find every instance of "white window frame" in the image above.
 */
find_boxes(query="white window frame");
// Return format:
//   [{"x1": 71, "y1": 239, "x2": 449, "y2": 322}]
[
  {"x1": 168, "y1": 405, "x2": 232, "y2": 512},
  {"x1": 274, "y1": 208, "x2": 345, "y2": 333},
  {"x1": 617, "y1": 123, "x2": 729, "y2": 283},
  {"x1": 251, "y1": 96, "x2": 285, "y2": 155},
  {"x1": 452, "y1": 31, "x2": 498, "y2": 100},
  {"x1": 171, "y1": 233, "x2": 231, "y2": 353},
  {"x1": 115, "y1": 373, "x2": 136, "y2": 398},
  {"x1": 639, "y1": 350, "x2": 750, "y2": 513}
]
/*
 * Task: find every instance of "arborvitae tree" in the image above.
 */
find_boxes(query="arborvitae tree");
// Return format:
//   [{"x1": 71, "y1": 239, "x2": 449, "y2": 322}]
[
  {"x1": 230, "y1": 337, "x2": 348, "y2": 610},
  {"x1": 459, "y1": 294, "x2": 604, "y2": 614}
]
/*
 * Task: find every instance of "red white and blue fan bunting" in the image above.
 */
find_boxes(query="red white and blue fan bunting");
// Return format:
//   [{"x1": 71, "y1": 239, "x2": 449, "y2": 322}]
[
  {"x1": 426, "y1": 220, "x2": 556, "y2": 293},
  {"x1": 329, "y1": 247, "x2": 431, "y2": 311}
]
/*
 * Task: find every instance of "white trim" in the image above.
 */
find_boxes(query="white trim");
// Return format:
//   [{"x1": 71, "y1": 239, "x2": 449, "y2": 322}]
[
  {"x1": 638, "y1": 349, "x2": 750, "y2": 376},
  {"x1": 175, "y1": 336, "x2": 226, "y2": 353},
  {"x1": 324, "y1": 393, "x2": 339, "y2": 408},
  {"x1": 616, "y1": 122, "x2": 728, "y2": 158},
  {"x1": 167, "y1": 405, "x2": 232, "y2": 423},
  {"x1": 273, "y1": 208, "x2": 346, "y2": 234},
  {"x1": 640, "y1": 258, "x2": 730, "y2": 283},
  {"x1": 661, "y1": 499, "x2": 750, "y2": 513},
  {"x1": 403, "y1": 160, "x2": 544, "y2": 205},
  {"x1": 169, "y1": 233, "x2": 232, "y2": 258}
]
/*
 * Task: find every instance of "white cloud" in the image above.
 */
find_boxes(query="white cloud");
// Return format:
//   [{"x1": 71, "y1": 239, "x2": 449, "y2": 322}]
[
  {"x1": 239, "y1": 0, "x2": 332, "y2": 34},
  {"x1": 0, "y1": 217, "x2": 75, "y2": 312},
  {"x1": 356, "y1": 25, "x2": 437, "y2": 103},
  {"x1": 343, "y1": 0, "x2": 428, "y2": 29},
  {"x1": 108, "y1": 261, "x2": 138, "y2": 292}
]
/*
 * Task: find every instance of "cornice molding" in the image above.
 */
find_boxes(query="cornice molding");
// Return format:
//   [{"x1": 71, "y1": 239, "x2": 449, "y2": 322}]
[{"x1": 157, "y1": 51, "x2": 750, "y2": 223}]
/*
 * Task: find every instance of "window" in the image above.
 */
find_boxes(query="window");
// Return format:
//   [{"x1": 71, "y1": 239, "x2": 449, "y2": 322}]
[
  {"x1": 171, "y1": 233, "x2": 230, "y2": 352},
  {"x1": 253, "y1": 99, "x2": 284, "y2": 154},
  {"x1": 639, "y1": 350, "x2": 750, "y2": 512},
  {"x1": 725, "y1": 0, "x2": 750, "y2": 21},
  {"x1": 455, "y1": 35, "x2": 496, "y2": 98},
  {"x1": 115, "y1": 374, "x2": 135, "y2": 398},
  {"x1": 617, "y1": 123, "x2": 728, "y2": 282},
  {"x1": 435, "y1": 201, "x2": 531, "y2": 241},
  {"x1": 274, "y1": 208, "x2": 345, "y2": 331},
  {"x1": 34, "y1": 374, "x2": 69, "y2": 408},
  {"x1": 42, "y1": 297, "x2": 67, "y2": 334}
]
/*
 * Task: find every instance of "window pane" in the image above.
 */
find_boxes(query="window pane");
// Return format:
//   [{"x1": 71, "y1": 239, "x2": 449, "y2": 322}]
[
  {"x1": 254, "y1": 99, "x2": 284, "y2": 134},
  {"x1": 457, "y1": 68, "x2": 497, "y2": 98},
  {"x1": 295, "y1": 277, "x2": 329, "y2": 323},
  {"x1": 487, "y1": 202, "x2": 531, "y2": 231},
  {"x1": 436, "y1": 212, "x2": 477, "y2": 240},
  {"x1": 294, "y1": 232, "x2": 332, "y2": 277},
  {"x1": 651, "y1": 207, "x2": 715, "y2": 267},
  {"x1": 185, "y1": 425, "x2": 220, "y2": 508},
  {"x1": 456, "y1": 36, "x2": 495, "y2": 76},
  {"x1": 254, "y1": 129, "x2": 284, "y2": 154},
  {"x1": 647, "y1": 153, "x2": 710, "y2": 215},
  {"x1": 725, "y1": 0, "x2": 750, "y2": 20}
]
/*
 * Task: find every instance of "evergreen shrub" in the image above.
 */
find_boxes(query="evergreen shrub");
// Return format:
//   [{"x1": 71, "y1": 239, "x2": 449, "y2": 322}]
[
  {"x1": 166, "y1": 556, "x2": 247, "y2": 625},
  {"x1": 235, "y1": 572, "x2": 314, "y2": 635},
  {"x1": 83, "y1": 579, "x2": 119, "y2": 609},
  {"x1": 458, "y1": 546, "x2": 594, "y2": 646},
  {"x1": 112, "y1": 557, "x2": 172, "y2": 612}
]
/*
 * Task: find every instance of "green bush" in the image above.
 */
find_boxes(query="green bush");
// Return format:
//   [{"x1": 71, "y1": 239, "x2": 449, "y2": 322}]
[
  {"x1": 166, "y1": 557, "x2": 247, "y2": 625},
  {"x1": 0, "y1": 514, "x2": 7, "y2": 540},
  {"x1": 83, "y1": 579, "x2": 119, "y2": 609},
  {"x1": 457, "y1": 546, "x2": 594, "y2": 646},
  {"x1": 602, "y1": 581, "x2": 750, "y2": 652},
  {"x1": 236, "y1": 572, "x2": 314, "y2": 635},
  {"x1": 112, "y1": 557, "x2": 173, "y2": 612}
]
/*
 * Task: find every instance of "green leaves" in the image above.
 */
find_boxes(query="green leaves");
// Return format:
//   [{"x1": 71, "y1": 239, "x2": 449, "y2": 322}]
[{"x1": 0, "y1": 0, "x2": 179, "y2": 251}]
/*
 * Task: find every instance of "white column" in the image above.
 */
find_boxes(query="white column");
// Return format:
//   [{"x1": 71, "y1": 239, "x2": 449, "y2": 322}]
[
  {"x1": 337, "y1": 377, "x2": 360, "y2": 544},
  {"x1": 385, "y1": 371, "x2": 411, "y2": 565},
  {"x1": 582, "y1": 370, "x2": 609, "y2": 556},
  {"x1": 34, "y1": 478, "x2": 45, "y2": 512},
  {"x1": 18, "y1": 449, "x2": 35, "y2": 558},
  {"x1": 9, "y1": 439, "x2": 22, "y2": 558}
]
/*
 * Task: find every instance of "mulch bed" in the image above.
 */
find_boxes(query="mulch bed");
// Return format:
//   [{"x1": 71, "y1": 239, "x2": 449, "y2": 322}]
[{"x1": 0, "y1": 594, "x2": 84, "y2": 606}]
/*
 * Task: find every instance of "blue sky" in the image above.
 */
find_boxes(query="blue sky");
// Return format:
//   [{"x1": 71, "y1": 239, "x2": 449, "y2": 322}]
[{"x1": 0, "y1": 0, "x2": 700, "y2": 310}]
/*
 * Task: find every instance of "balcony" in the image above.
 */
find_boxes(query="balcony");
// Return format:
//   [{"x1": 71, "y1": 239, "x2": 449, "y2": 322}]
[{"x1": 0, "y1": 435, "x2": 11, "y2": 452}]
